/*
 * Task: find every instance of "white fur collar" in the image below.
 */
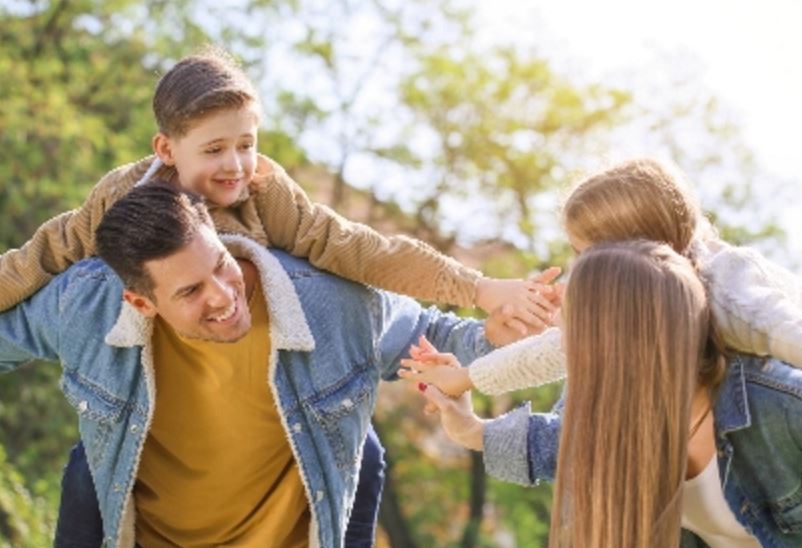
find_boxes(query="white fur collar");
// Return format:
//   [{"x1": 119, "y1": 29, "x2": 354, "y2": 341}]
[{"x1": 104, "y1": 234, "x2": 315, "y2": 352}]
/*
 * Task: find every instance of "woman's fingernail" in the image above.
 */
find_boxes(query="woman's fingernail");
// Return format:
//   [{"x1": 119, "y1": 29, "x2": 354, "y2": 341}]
[{"x1": 418, "y1": 382, "x2": 428, "y2": 392}]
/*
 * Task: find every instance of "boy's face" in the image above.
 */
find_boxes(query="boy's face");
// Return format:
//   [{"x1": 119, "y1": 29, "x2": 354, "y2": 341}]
[
  {"x1": 123, "y1": 225, "x2": 253, "y2": 343},
  {"x1": 154, "y1": 106, "x2": 259, "y2": 207}
]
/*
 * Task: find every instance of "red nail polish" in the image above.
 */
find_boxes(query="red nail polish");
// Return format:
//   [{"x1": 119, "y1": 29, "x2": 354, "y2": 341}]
[{"x1": 418, "y1": 382, "x2": 427, "y2": 392}]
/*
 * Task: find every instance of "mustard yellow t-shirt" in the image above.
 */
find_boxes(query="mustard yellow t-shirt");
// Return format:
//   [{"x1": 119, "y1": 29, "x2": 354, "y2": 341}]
[{"x1": 135, "y1": 283, "x2": 310, "y2": 547}]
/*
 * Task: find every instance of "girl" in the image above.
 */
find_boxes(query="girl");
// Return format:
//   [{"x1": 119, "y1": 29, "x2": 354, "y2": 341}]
[
  {"x1": 409, "y1": 240, "x2": 802, "y2": 546},
  {"x1": 402, "y1": 158, "x2": 802, "y2": 397}
]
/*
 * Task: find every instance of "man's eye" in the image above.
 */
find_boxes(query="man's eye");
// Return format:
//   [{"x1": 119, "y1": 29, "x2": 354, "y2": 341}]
[
  {"x1": 205, "y1": 147, "x2": 222, "y2": 154},
  {"x1": 239, "y1": 142, "x2": 254, "y2": 150},
  {"x1": 183, "y1": 286, "x2": 199, "y2": 297}
]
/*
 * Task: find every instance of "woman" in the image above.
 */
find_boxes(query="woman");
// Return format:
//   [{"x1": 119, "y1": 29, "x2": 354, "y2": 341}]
[{"x1": 405, "y1": 240, "x2": 802, "y2": 547}]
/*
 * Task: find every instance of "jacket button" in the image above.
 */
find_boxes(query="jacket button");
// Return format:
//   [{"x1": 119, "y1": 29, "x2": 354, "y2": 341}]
[
  {"x1": 130, "y1": 425, "x2": 140, "y2": 434},
  {"x1": 293, "y1": 423, "x2": 303, "y2": 433},
  {"x1": 342, "y1": 398, "x2": 354, "y2": 408},
  {"x1": 316, "y1": 490, "x2": 325, "y2": 502},
  {"x1": 78, "y1": 401, "x2": 88, "y2": 413}
]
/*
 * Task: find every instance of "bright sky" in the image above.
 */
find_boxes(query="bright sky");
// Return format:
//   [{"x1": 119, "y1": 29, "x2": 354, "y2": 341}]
[{"x1": 477, "y1": 0, "x2": 802, "y2": 261}]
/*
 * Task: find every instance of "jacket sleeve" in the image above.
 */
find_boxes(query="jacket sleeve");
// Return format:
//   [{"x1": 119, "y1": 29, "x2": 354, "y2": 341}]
[
  {"x1": 697, "y1": 238, "x2": 802, "y2": 368},
  {"x1": 251, "y1": 159, "x2": 482, "y2": 307},
  {"x1": 468, "y1": 327, "x2": 566, "y2": 395},
  {"x1": 482, "y1": 402, "x2": 562, "y2": 486},
  {"x1": 0, "y1": 157, "x2": 153, "y2": 313},
  {"x1": 0, "y1": 270, "x2": 65, "y2": 372},
  {"x1": 369, "y1": 290, "x2": 494, "y2": 380}
]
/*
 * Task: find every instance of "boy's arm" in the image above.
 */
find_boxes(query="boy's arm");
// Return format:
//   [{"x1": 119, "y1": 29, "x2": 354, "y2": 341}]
[
  {"x1": 0, "y1": 157, "x2": 153, "y2": 313},
  {"x1": 253, "y1": 160, "x2": 482, "y2": 308}
]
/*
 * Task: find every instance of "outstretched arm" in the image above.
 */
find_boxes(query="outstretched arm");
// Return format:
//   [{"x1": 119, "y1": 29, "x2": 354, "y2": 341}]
[{"x1": 0, "y1": 272, "x2": 65, "y2": 372}]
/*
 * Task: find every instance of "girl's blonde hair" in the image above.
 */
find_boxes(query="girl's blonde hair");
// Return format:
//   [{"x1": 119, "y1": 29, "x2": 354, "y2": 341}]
[
  {"x1": 550, "y1": 240, "x2": 724, "y2": 548},
  {"x1": 562, "y1": 158, "x2": 705, "y2": 254}
]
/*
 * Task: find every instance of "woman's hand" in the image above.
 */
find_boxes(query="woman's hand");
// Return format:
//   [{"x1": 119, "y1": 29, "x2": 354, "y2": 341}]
[
  {"x1": 417, "y1": 383, "x2": 485, "y2": 452},
  {"x1": 399, "y1": 336, "x2": 472, "y2": 397}
]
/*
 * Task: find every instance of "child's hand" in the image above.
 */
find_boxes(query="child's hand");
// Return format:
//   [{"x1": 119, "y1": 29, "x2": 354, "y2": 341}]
[
  {"x1": 475, "y1": 267, "x2": 562, "y2": 335},
  {"x1": 399, "y1": 336, "x2": 472, "y2": 397}
]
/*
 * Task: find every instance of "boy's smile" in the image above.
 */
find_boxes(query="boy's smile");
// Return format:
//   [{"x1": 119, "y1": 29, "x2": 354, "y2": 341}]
[{"x1": 154, "y1": 106, "x2": 259, "y2": 207}]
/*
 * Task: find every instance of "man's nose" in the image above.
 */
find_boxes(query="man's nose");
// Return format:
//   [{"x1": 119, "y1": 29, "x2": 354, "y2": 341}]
[{"x1": 207, "y1": 276, "x2": 234, "y2": 307}]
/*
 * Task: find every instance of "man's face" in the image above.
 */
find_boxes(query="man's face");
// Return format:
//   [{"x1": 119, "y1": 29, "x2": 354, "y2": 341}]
[
  {"x1": 124, "y1": 226, "x2": 252, "y2": 342},
  {"x1": 154, "y1": 106, "x2": 259, "y2": 207}
]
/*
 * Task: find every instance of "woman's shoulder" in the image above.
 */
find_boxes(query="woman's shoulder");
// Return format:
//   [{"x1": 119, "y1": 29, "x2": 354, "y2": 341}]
[{"x1": 739, "y1": 354, "x2": 802, "y2": 401}]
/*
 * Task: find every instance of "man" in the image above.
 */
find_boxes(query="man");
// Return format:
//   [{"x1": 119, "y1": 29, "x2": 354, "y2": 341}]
[{"x1": 0, "y1": 183, "x2": 514, "y2": 547}]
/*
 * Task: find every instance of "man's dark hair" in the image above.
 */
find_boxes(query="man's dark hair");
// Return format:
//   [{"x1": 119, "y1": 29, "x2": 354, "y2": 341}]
[{"x1": 95, "y1": 181, "x2": 213, "y2": 298}]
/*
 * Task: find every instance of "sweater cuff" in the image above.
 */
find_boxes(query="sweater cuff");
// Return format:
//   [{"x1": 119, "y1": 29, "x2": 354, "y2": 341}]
[{"x1": 434, "y1": 261, "x2": 483, "y2": 309}]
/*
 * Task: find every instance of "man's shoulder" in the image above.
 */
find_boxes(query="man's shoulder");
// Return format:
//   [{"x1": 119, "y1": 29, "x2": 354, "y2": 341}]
[{"x1": 51, "y1": 258, "x2": 123, "y2": 308}]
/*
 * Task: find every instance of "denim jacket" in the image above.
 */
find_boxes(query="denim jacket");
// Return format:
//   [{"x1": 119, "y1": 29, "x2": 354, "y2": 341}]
[
  {"x1": 483, "y1": 355, "x2": 802, "y2": 547},
  {"x1": 0, "y1": 235, "x2": 493, "y2": 547}
]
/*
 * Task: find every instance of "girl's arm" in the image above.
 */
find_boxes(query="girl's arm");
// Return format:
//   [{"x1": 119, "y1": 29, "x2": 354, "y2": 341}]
[
  {"x1": 699, "y1": 238, "x2": 802, "y2": 368},
  {"x1": 398, "y1": 327, "x2": 566, "y2": 397},
  {"x1": 0, "y1": 156, "x2": 154, "y2": 312}
]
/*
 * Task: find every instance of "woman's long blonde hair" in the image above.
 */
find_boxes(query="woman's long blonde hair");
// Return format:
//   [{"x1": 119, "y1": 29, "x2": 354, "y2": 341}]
[
  {"x1": 562, "y1": 158, "x2": 709, "y2": 255},
  {"x1": 550, "y1": 240, "x2": 724, "y2": 548}
]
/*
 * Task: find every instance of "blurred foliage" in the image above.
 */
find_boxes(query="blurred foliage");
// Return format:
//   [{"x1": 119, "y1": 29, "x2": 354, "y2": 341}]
[{"x1": 0, "y1": 0, "x2": 789, "y2": 545}]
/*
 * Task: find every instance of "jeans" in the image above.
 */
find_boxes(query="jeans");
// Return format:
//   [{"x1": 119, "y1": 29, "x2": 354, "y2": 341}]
[{"x1": 54, "y1": 425, "x2": 386, "y2": 547}]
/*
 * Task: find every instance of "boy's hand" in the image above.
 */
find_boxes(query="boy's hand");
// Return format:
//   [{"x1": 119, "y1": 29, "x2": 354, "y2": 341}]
[
  {"x1": 399, "y1": 336, "x2": 472, "y2": 397},
  {"x1": 475, "y1": 267, "x2": 562, "y2": 335}
]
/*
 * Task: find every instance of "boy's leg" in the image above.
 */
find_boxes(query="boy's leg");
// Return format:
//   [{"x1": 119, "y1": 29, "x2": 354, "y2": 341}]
[
  {"x1": 54, "y1": 441, "x2": 104, "y2": 548},
  {"x1": 344, "y1": 424, "x2": 386, "y2": 547}
]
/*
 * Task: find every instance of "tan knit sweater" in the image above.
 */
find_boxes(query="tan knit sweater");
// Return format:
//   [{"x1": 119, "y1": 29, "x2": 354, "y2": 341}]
[{"x1": 0, "y1": 154, "x2": 481, "y2": 312}]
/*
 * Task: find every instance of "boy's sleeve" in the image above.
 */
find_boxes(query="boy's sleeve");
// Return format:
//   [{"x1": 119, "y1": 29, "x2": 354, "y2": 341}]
[
  {"x1": 252, "y1": 160, "x2": 482, "y2": 307},
  {"x1": 468, "y1": 327, "x2": 566, "y2": 395},
  {"x1": 0, "y1": 156, "x2": 153, "y2": 313}
]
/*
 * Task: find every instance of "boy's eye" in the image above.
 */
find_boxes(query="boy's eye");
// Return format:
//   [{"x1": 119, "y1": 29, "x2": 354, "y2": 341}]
[
  {"x1": 239, "y1": 142, "x2": 254, "y2": 151},
  {"x1": 205, "y1": 147, "x2": 222, "y2": 155}
]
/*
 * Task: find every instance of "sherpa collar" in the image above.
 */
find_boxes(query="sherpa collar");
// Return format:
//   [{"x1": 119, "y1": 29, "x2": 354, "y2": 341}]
[{"x1": 104, "y1": 234, "x2": 315, "y2": 353}]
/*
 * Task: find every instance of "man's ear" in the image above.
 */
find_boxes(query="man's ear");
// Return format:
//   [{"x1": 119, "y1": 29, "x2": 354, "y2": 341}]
[
  {"x1": 152, "y1": 132, "x2": 175, "y2": 166},
  {"x1": 123, "y1": 289, "x2": 158, "y2": 318}
]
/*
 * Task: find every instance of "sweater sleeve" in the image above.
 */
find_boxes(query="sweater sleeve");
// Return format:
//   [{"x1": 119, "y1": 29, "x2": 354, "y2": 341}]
[
  {"x1": 0, "y1": 156, "x2": 154, "y2": 312},
  {"x1": 469, "y1": 327, "x2": 566, "y2": 395},
  {"x1": 251, "y1": 159, "x2": 482, "y2": 307},
  {"x1": 697, "y1": 238, "x2": 802, "y2": 369}
]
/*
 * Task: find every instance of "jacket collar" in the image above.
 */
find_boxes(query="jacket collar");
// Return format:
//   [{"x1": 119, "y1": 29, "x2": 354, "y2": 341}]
[
  {"x1": 104, "y1": 234, "x2": 315, "y2": 353},
  {"x1": 714, "y1": 356, "x2": 752, "y2": 436}
]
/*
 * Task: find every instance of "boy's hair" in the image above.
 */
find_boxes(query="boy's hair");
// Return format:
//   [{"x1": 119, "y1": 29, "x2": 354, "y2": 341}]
[
  {"x1": 95, "y1": 182, "x2": 214, "y2": 298},
  {"x1": 551, "y1": 240, "x2": 725, "y2": 548},
  {"x1": 153, "y1": 46, "x2": 260, "y2": 137},
  {"x1": 562, "y1": 158, "x2": 703, "y2": 255}
]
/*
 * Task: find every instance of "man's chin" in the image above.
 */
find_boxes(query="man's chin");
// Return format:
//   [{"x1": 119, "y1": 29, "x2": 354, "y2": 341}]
[{"x1": 181, "y1": 319, "x2": 252, "y2": 344}]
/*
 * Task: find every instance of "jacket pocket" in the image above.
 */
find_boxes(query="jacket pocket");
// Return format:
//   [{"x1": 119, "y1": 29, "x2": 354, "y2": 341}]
[
  {"x1": 61, "y1": 371, "x2": 127, "y2": 470},
  {"x1": 770, "y1": 483, "x2": 802, "y2": 535},
  {"x1": 305, "y1": 369, "x2": 374, "y2": 470}
]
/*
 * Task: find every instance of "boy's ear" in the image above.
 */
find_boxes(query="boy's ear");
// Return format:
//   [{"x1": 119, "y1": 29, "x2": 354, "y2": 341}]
[
  {"x1": 152, "y1": 133, "x2": 175, "y2": 166},
  {"x1": 123, "y1": 289, "x2": 158, "y2": 318}
]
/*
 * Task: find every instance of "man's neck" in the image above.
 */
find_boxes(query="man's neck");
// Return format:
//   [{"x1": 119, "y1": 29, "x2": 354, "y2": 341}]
[{"x1": 237, "y1": 259, "x2": 258, "y2": 301}]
